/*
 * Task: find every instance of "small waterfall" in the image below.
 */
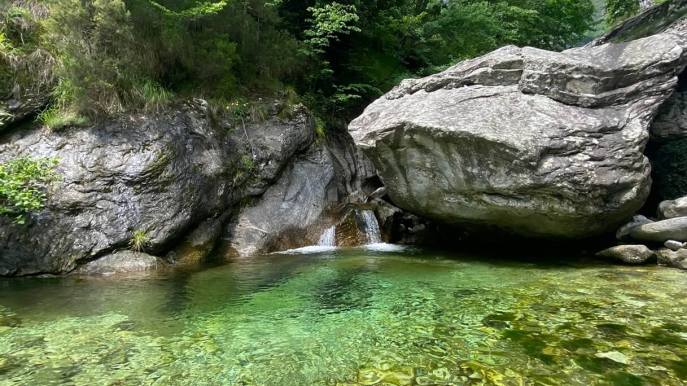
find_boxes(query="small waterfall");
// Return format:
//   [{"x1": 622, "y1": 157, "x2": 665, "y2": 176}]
[
  {"x1": 318, "y1": 226, "x2": 337, "y2": 247},
  {"x1": 359, "y1": 210, "x2": 382, "y2": 244}
]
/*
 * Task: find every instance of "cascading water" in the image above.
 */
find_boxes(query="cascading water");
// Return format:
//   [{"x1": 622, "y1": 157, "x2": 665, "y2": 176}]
[
  {"x1": 359, "y1": 210, "x2": 382, "y2": 244},
  {"x1": 318, "y1": 226, "x2": 337, "y2": 247}
]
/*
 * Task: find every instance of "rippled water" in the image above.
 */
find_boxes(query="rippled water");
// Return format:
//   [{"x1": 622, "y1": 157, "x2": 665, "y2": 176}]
[{"x1": 1, "y1": 248, "x2": 686, "y2": 385}]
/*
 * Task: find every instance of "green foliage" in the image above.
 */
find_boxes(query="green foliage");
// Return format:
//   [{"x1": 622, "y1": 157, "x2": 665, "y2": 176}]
[
  {"x1": 12, "y1": 0, "x2": 598, "y2": 127},
  {"x1": 43, "y1": 0, "x2": 149, "y2": 116},
  {"x1": 0, "y1": 156, "x2": 59, "y2": 224},
  {"x1": 303, "y1": 3, "x2": 361, "y2": 55},
  {"x1": 314, "y1": 117, "x2": 326, "y2": 141},
  {"x1": 129, "y1": 229, "x2": 149, "y2": 252},
  {"x1": 280, "y1": 0, "x2": 595, "y2": 126},
  {"x1": 605, "y1": 0, "x2": 640, "y2": 27}
]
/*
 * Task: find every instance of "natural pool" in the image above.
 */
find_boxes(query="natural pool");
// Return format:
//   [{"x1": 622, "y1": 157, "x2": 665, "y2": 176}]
[{"x1": 0, "y1": 247, "x2": 686, "y2": 385}]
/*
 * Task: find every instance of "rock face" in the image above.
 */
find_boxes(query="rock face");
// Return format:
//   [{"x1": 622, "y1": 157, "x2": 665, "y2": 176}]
[
  {"x1": 224, "y1": 144, "x2": 338, "y2": 257},
  {"x1": 0, "y1": 100, "x2": 370, "y2": 275},
  {"x1": 0, "y1": 101, "x2": 247, "y2": 275},
  {"x1": 630, "y1": 217, "x2": 687, "y2": 242},
  {"x1": 349, "y1": 33, "x2": 687, "y2": 238},
  {"x1": 596, "y1": 245, "x2": 655, "y2": 265}
]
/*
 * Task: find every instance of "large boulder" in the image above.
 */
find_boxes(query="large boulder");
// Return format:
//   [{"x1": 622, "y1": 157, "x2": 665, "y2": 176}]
[
  {"x1": 0, "y1": 101, "x2": 325, "y2": 275},
  {"x1": 349, "y1": 33, "x2": 687, "y2": 238}
]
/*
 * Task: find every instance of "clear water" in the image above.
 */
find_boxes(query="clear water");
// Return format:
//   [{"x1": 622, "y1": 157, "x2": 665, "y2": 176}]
[{"x1": 1, "y1": 248, "x2": 686, "y2": 385}]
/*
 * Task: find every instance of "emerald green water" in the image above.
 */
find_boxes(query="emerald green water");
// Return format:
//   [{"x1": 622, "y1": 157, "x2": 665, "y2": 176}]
[{"x1": 1, "y1": 248, "x2": 686, "y2": 385}]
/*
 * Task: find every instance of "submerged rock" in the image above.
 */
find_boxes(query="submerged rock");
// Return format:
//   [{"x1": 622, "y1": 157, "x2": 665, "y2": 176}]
[
  {"x1": 74, "y1": 251, "x2": 162, "y2": 275},
  {"x1": 630, "y1": 217, "x2": 687, "y2": 242},
  {"x1": 596, "y1": 245, "x2": 656, "y2": 265},
  {"x1": 656, "y1": 248, "x2": 687, "y2": 269},
  {"x1": 659, "y1": 196, "x2": 687, "y2": 218},
  {"x1": 350, "y1": 33, "x2": 687, "y2": 238}
]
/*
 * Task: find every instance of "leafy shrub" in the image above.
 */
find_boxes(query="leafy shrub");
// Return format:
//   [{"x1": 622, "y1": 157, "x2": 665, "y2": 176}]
[
  {"x1": 42, "y1": 0, "x2": 147, "y2": 117},
  {"x1": 606, "y1": 0, "x2": 640, "y2": 27},
  {"x1": 0, "y1": 156, "x2": 58, "y2": 224}
]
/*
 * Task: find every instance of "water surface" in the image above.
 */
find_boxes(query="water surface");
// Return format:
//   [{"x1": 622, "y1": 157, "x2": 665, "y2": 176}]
[{"x1": 1, "y1": 248, "x2": 686, "y2": 385}]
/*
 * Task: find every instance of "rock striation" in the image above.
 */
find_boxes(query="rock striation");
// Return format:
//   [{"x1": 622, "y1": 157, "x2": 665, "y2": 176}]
[{"x1": 350, "y1": 32, "x2": 687, "y2": 238}]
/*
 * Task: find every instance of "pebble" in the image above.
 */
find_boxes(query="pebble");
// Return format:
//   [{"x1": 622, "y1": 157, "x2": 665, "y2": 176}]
[{"x1": 664, "y1": 240, "x2": 685, "y2": 251}]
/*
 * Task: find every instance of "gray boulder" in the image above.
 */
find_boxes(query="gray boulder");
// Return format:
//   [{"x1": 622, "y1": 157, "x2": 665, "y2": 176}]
[
  {"x1": 596, "y1": 245, "x2": 656, "y2": 264},
  {"x1": 350, "y1": 33, "x2": 687, "y2": 238},
  {"x1": 658, "y1": 196, "x2": 687, "y2": 218},
  {"x1": 656, "y1": 248, "x2": 687, "y2": 269},
  {"x1": 74, "y1": 251, "x2": 162, "y2": 275},
  {"x1": 617, "y1": 215, "x2": 654, "y2": 240},
  {"x1": 630, "y1": 217, "x2": 687, "y2": 242}
]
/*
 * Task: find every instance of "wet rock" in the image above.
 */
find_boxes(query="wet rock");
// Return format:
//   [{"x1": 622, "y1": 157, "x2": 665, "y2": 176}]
[
  {"x1": 596, "y1": 245, "x2": 655, "y2": 265},
  {"x1": 167, "y1": 215, "x2": 227, "y2": 266},
  {"x1": 656, "y1": 248, "x2": 687, "y2": 270},
  {"x1": 350, "y1": 33, "x2": 687, "y2": 238},
  {"x1": 595, "y1": 351, "x2": 630, "y2": 365},
  {"x1": 74, "y1": 251, "x2": 162, "y2": 275},
  {"x1": 222, "y1": 121, "x2": 375, "y2": 257},
  {"x1": 659, "y1": 196, "x2": 687, "y2": 219},
  {"x1": 630, "y1": 217, "x2": 687, "y2": 242},
  {"x1": 664, "y1": 240, "x2": 686, "y2": 251},
  {"x1": 617, "y1": 215, "x2": 654, "y2": 240},
  {"x1": 223, "y1": 143, "x2": 340, "y2": 256}
]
